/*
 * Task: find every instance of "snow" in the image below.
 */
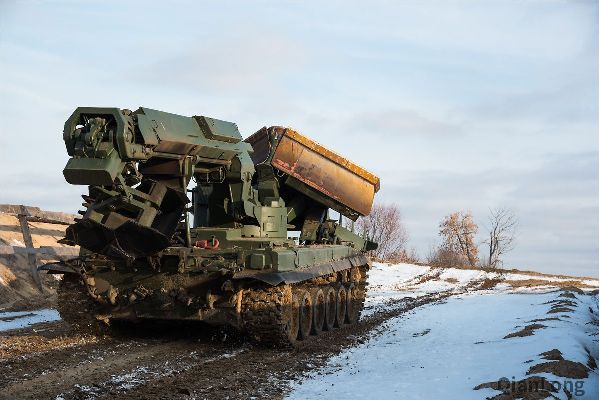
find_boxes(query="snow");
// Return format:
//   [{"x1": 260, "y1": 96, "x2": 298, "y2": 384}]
[
  {"x1": 363, "y1": 263, "x2": 506, "y2": 317},
  {"x1": 363, "y1": 263, "x2": 429, "y2": 316},
  {"x1": 0, "y1": 309, "x2": 60, "y2": 332},
  {"x1": 287, "y1": 263, "x2": 599, "y2": 400},
  {"x1": 581, "y1": 279, "x2": 599, "y2": 287},
  {"x1": 10, "y1": 239, "x2": 25, "y2": 247}
]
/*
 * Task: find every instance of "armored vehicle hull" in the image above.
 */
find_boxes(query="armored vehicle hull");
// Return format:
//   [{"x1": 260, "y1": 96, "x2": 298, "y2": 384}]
[
  {"x1": 54, "y1": 252, "x2": 369, "y2": 345},
  {"x1": 43, "y1": 107, "x2": 379, "y2": 345}
]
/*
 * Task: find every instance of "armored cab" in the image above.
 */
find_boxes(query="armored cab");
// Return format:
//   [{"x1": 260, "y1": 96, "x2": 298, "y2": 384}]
[{"x1": 43, "y1": 107, "x2": 379, "y2": 345}]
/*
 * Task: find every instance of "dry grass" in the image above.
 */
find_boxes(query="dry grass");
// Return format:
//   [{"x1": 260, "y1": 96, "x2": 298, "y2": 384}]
[
  {"x1": 479, "y1": 278, "x2": 502, "y2": 290},
  {"x1": 426, "y1": 261, "x2": 598, "y2": 283},
  {"x1": 505, "y1": 279, "x2": 598, "y2": 290}
]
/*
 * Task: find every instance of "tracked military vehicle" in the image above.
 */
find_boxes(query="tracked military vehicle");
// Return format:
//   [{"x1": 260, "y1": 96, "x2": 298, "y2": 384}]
[{"x1": 42, "y1": 107, "x2": 380, "y2": 345}]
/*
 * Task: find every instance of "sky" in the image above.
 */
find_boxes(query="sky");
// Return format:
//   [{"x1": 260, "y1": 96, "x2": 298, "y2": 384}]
[{"x1": 0, "y1": 1, "x2": 597, "y2": 277}]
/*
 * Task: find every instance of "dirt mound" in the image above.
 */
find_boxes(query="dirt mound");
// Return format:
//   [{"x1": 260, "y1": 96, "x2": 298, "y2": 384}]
[
  {"x1": 539, "y1": 349, "x2": 563, "y2": 361},
  {"x1": 0, "y1": 205, "x2": 74, "y2": 225},
  {"x1": 0, "y1": 206, "x2": 78, "y2": 311},
  {"x1": 527, "y1": 360, "x2": 589, "y2": 379},
  {"x1": 503, "y1": 323, "x2": 546, "y2": 339},
  {"x1": 475, "y1": 376, "x2": 558, "y2": 399},
  {"x1": 0, "y1": 254, "x2": 59, "y2": 310}
]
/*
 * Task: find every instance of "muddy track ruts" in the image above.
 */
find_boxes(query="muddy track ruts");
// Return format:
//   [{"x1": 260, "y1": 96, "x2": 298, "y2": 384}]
[
  {"x1": 115, "y1": 285, "x2": 466, "y2": 400},
  {"x1": 0, "y1": 279, "x2": 486, "y2": 400}
]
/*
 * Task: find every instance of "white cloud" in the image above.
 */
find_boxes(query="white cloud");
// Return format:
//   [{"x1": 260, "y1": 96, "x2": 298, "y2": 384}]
[{"x1": 384, "y1": 152, "x2": 599, "y2": 276}]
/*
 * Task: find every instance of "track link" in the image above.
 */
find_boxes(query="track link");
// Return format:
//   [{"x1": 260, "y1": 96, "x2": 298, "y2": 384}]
[
  {"x1": 57, "y1": 264, "x2": 370, "y2": 346},
  {"x1": 242, "y1": 265, "x2": 370, "y2": 346}
]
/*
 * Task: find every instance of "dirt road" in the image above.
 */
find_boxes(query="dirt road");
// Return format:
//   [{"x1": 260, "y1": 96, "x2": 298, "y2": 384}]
[{"x1": 0, "y1": 288, "x2": 455, "y2": 400}]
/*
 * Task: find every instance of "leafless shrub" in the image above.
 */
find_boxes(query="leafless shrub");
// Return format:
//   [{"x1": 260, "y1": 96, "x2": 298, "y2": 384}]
[
  {"x1": 482, "y1": 208, "x2": 517, "y2": 268},
  {"x1": 426, "y1": 246, "x2": 465, "y2": 268},
  {"x1": 386, "y1": 247, "x2": 420, "y2": 264},
  {"x1": 352, "y1": 203, "x2": 408, "y2": 262}
]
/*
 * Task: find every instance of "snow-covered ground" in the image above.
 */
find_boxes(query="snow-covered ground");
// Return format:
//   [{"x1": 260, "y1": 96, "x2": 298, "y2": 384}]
[
  {"x1": 288, "y1": 263, "x2": 599, "y2": 400},
  {"x1": 0, "y1": 309, "x2": 60, "y2": 332},
  {"x1": 363, "y1": 263, "x2": 505, "y2": 317}
]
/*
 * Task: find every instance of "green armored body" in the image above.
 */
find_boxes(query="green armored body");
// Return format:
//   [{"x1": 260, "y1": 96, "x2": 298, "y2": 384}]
[{"x1": 43, "y1": 107, "x2": 379, "y2": 345}]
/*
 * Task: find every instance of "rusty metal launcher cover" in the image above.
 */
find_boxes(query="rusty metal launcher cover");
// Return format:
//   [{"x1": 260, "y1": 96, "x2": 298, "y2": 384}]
[{"x1": 246, "y1": 127, "x2": 380, "y2": 219}]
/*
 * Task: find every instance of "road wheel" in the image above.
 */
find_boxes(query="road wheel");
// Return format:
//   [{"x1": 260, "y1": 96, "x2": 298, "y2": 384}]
[
  {"x1": 335, "y1": 286, "x2": 347, "y2": 328},
  {"x1": 298, "y1": 289, "x2": 313, "y2": 340},
  {"x1": 323, "y1": 286, "x2": 337, "y2": 331},
  {"x1": 311, "y1": 288, "x2": 325, "y2": 335}
]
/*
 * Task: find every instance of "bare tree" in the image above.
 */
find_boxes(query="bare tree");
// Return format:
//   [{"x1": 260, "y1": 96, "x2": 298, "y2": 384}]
[
  {"x1": 483, "y1": 208, "x2": 517, "y2": 268},
  {"x1": 438, "y1": 211, "x2": 479, "y2": 268},
  {"x1": 353, "y1": 203, "x2": 408, "y2": 262}
]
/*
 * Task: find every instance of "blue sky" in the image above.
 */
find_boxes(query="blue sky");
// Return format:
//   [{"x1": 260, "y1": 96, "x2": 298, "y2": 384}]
[{"x1": 1, "y1": 1, "x2": 597, "y2": 277}]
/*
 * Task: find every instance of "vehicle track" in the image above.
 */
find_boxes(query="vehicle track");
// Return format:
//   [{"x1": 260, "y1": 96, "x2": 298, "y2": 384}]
[{"x1": 0, "y1": 280, "x2": 487, "y2": 400}]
